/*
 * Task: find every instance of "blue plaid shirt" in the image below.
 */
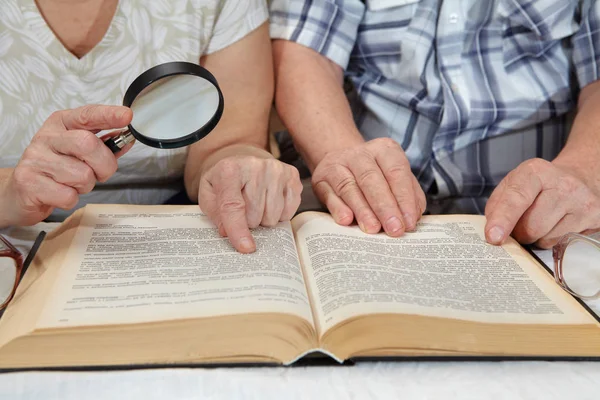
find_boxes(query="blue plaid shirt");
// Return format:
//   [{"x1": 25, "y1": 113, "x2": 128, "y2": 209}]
[{"x1": 270, "y1": 0, "x2": 600, "y2": 214}]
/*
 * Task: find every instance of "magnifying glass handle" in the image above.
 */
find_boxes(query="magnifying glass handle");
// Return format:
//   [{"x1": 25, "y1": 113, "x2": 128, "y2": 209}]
[{"x1": 104, "y1": 130, "x2": 135, "y2": 154}]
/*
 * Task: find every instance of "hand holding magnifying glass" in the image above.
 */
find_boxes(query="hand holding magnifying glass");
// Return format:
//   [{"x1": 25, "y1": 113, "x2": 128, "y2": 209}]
[{"x1": 2, "y1": 62, "x2": 223, "y2": 228}]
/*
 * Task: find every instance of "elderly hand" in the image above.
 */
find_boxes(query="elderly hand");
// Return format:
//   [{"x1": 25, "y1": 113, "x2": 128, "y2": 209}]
[
  {"x1": 485, "y1": 158, "x2": 600, "y2": 248},
  {"x1": 2, "y1": 105, "x2": 133, "y2": 227},
  {"x1": 198, "y1": 156, "x2": 303, "y2": 253},
  {"x1": 311, "y1": 138, "x2": 426, "y2": 237}
]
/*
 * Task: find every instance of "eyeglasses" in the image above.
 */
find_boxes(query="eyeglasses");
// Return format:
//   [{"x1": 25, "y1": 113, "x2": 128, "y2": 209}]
[
  {"x1": 0, "y1": 235, "x2": 24, "y2": 310},
  {"x1": 0, "y1": 232, "x2": 45, "y2": 311},
  {"x1": 553, "y1": 232, "x2": 600, "y2": 299}
]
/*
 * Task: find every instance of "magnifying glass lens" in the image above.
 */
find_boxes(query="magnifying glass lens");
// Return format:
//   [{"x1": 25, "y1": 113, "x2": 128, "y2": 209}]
[
  {"x1": 130, "y1": 75, "x2": 220, "y2": 141},
  {"x1": 105, "y1": 62, "x2": 224, "y2": 153}
]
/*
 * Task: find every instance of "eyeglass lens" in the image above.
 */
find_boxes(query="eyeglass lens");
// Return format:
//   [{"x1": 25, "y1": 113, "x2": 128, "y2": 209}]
[
  {"x1": 562, "y1": 239, "x2": 600, "y2": 298},
  {"x1": 0, "y1": 248, "x2": 18, "y2": 307}
]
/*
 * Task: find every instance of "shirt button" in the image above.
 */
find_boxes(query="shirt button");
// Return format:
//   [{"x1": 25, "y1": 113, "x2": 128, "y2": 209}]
[
  {"x1": 451, "y1": 84, "x2": 460, "y2": 93},
  {"x1": 449, "y1": 13, "x2": 459, "y2": 24}
]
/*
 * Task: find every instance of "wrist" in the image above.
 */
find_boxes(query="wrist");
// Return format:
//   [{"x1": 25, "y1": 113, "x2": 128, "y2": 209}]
[
  {"x1": 202, "y1": 144, "x2": 273, "y2": 171},
  {"x1": 296, "y1": 130, "x2": 365, "y2": 172},
  {"x1": 552, "y1": 154, "x2": 600, "y2": 194}
]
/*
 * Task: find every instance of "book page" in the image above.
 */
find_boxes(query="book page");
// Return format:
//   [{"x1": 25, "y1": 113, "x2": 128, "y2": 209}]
[
  {"x1": 0, "y1": 213, "x2": 81, "y2": 348},
  {"x1": 37, "y1": 205, "x2": 313, "y2": 328},
  {"x1": 292, "y1": 213, "x2": 593, "y2": 334}
]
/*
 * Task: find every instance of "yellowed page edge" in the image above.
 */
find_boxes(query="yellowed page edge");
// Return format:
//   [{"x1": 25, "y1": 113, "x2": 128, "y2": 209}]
[{"x1": 0, "y1": 210, "x2": 84, "y2": 348}]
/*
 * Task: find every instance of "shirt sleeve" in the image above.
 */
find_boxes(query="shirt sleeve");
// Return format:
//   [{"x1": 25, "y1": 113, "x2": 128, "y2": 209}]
[
  {"x1": 572, "y1": 0, "x2": 600, "y2": 89},
  {"x1": 269, "y1": 0, "x2": 365, "y2": 70},
  {"x1": 205, "y1": 0, "x2": 269, "y2": 54}
]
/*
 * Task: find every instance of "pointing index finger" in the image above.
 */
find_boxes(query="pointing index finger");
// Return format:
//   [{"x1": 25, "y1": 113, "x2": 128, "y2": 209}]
[{"x1": 215, "y1": 173, "x2": 255, "y2": 253}]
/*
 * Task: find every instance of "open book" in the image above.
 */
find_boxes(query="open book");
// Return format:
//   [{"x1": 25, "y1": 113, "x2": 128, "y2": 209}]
[{"x1": 1, "y1": 204, "x2": 599, "y2": 369}]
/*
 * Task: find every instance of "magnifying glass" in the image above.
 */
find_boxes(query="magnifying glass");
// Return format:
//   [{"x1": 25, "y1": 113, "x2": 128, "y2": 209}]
[{"x1": 104, "y1": 62, "x2": 224, "y2": 153}]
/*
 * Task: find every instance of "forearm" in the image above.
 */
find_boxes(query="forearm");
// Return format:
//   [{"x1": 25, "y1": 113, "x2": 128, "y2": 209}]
[
  {"x1": 272, "y1": 40, "x2": 364, "y2": 171},
  {"x1": 184, "y1": 22, "x2": 274, "y2": 202},
  {"x1": 183, "y1": 98, "x2": 271, "y2": 201},
  {"x1": 553, "y1": 80, "x2": 600, "y2": 190}
]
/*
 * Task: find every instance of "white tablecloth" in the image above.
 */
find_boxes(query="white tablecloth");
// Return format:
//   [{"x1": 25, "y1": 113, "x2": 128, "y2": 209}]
[{"x1": 1, "y1": 224, "x2": 599, "y2": 400}]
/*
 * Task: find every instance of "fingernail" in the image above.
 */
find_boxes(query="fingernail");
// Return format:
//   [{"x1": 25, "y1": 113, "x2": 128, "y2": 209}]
[
  {"x1": 385, "y1": 216, "x2": 403, "y2": 234},
  {"x1": 487, "y1": 226, "x2": 504, "y2": 244},
  {"x1": 365, "y1": 220, "x2": 381, "y2": 234},
  {"x1": 358, "y1": 221, "x2": 367, "y2": 233},
  {"x1": 402, "y1": 213, "x2": 414, "y2": 230},
  {"x1": 337, "y1": 213, "x2": 353, "y2": 225},
  {"x1": 239, "y1": 237, "x2": 255, "y2": 252}
]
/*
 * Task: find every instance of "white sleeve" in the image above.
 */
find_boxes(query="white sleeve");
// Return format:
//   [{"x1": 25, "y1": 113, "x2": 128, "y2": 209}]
[{"x1": 204, "y1": 0, "x2": 269, "y2": 55}]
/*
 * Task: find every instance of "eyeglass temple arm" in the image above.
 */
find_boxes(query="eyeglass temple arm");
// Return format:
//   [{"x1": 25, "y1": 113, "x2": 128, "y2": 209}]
[
  {"x1": 19, "y1": 231, "x2": 46, "y2": 281},
  {"x1": 590, "y1": 231, "x2": 600, "y2": 240}
]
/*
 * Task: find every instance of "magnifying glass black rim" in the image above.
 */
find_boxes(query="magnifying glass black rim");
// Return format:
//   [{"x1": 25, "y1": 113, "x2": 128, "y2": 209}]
[{"x1": 123, "y1": 61, "x2": 224, "y2": 149}]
